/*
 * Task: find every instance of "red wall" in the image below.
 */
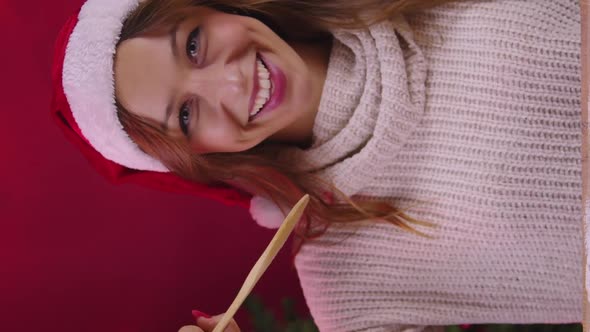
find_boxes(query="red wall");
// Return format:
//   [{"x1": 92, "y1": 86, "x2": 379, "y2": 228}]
[{"x1": 0, "y1": 1, "x2": 306, "y2": 331}]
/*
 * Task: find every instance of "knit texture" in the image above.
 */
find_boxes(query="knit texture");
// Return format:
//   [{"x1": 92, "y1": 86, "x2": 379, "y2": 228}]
[{"x1": 286, "y1": 1, "x2": 583, "y2": 331}]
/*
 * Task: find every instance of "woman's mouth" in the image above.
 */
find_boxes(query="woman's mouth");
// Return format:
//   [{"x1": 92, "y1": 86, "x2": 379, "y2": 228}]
[{"x1": 248, "y1": 53, "x2": 286, "y2": 122}]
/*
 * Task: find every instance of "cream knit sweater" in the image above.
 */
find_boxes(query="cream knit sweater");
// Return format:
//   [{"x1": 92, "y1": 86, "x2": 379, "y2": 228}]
[{"x1": 286, "y1": 1, "x2": 583, "y2": 331}]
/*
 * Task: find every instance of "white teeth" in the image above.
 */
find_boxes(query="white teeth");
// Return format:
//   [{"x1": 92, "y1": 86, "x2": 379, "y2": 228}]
[
  {"x1": 259, "y1": 79, "x2": 271, "y2": 89},
  {"x1": 259, "y1": 88, "x2": 270, "y2": 99},
  {"x1": 250, "y1": 58, "x2": 273, "y2": 117}
]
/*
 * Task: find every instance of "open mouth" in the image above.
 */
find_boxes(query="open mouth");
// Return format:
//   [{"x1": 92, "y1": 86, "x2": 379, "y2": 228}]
[{"x1": 249, "y1": 54, "x2": 273, "y2": 121}]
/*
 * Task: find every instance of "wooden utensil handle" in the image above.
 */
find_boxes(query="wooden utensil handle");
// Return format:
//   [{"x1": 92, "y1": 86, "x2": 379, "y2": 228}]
[{"x1": 212, "y1": 195, "x2": 310, "y2": 332}]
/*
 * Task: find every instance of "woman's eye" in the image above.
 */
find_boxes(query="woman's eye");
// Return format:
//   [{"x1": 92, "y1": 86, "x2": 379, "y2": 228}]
[
  {"x1": 186, "y1": 27, "x2": 201, "y2": 61},
  {"x1": 179, "y1": 104, "x2": 191, "y2": 136}
]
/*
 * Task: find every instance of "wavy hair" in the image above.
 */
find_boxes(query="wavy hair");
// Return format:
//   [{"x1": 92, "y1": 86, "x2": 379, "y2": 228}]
[{"x1": 116, "y1": 0, "x2": 452, "y2": 249}]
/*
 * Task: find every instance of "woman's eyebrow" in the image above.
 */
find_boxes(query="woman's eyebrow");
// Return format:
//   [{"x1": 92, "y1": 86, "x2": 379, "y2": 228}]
[
  {"x1": 162, "y1": 23, "x2": 181, "y2": 130},
  {"x1": 161, "y1": 103, "x2": 174, "y2": 131},
  {"x1": 169, "y1": 23, "x2": 180, "y2": 61}
]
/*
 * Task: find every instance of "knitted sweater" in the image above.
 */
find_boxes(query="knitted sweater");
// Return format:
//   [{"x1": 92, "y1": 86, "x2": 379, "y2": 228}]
[{"x1": 286, "y1": 1, "x2": 583, "y2": 331}]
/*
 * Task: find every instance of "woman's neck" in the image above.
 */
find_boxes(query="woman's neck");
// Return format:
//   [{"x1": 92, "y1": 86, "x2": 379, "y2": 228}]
[{"x1": 269, "y1": 37, "x2": 332, "y2": 148}]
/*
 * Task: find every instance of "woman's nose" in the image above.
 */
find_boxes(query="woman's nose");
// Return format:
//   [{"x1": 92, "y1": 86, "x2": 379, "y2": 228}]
[{"x1": 183, "y1": 61, "x2": 246, "y2": 112}]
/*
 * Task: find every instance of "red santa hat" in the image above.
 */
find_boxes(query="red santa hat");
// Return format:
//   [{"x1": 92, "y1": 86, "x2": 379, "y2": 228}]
[{"x1": 50, "y1": 0, "x2": 285, "y2": 228}]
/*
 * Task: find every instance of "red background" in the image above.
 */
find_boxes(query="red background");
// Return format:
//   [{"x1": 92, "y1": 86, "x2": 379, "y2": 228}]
[{"x1": 0, "y1": 1, "x2": 307, "y2": 331}]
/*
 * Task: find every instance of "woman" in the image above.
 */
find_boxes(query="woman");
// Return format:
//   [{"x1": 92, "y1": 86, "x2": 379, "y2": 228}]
[{"x1": 51, "y1": 0, "x2": 582, "y2": 331}]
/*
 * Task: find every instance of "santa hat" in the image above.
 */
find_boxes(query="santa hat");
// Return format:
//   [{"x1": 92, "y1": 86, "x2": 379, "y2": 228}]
[{"x1": 50, "y1": 0, "x2": 285, "y2": 229}]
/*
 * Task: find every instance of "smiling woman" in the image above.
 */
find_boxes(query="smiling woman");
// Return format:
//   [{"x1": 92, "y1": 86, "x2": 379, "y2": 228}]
[
  {"x1": 110, "y1": 0, "x2": 435, "y2": 238},
  {"x1": 52, "y1": 0, "x2": 583, "y2": 331},
  {"x1": 114, "y1": 5, "x2": 326, "y2": 153}
]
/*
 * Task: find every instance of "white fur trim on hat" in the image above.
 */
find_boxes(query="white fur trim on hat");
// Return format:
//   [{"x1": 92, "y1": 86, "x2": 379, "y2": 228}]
[
  {"x1": 62, "y1": 0, "x2": 168, "y2": 172},
  {"x1": 249, "y1": 195, "x2": 286, "y2": 229}
]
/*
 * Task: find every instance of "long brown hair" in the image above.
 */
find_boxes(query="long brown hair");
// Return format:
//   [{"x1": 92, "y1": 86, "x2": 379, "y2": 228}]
[{"x1": 116, "y1": 0, "x2": 450, "y2": 247}]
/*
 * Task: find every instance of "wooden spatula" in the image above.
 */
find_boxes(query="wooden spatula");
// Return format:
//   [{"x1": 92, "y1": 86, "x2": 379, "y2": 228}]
[{"x1": 211, "y1": 194, "x2": 311, "y2": 332}]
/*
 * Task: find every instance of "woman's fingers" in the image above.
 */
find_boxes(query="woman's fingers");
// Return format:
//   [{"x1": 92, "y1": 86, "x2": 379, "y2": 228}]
[
  {"x1": 196, "y1": 313, "x2": 241, "y2": 332},
  {"x1": 178, "y1": 325, "x2": 204, "y2": 332}
]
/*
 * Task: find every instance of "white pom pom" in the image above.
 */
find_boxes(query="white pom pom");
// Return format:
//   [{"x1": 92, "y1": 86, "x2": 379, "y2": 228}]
[{"x1": 249, "y1": 195, "x2": 286, "y2": 229}]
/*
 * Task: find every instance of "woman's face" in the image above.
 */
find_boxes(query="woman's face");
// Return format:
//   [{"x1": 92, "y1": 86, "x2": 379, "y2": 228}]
[{"x1": 114, "y1": 6, "x2": 323, "y2": 153}]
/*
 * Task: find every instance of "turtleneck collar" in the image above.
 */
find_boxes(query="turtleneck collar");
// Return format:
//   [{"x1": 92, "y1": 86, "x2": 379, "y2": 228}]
[{"x1": 281, "y1": 15, "x2": 428, "y2": 195}]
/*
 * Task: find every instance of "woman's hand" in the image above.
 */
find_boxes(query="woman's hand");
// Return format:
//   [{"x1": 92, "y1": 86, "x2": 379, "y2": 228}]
[{"x1": 177, "y1": 312, "x2": 241, "y2": 332}]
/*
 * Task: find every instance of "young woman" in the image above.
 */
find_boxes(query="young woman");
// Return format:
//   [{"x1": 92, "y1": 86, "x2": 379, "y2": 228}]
[{"x1": 52, "y1": 0, "x2": 582, "y2": 331}]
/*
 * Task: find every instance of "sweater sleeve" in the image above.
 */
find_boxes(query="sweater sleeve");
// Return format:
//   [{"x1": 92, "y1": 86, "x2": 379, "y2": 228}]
[
  {"x1": 362, "y1": 326, "x2": 443, "y2": 332},
  {"x1": 339, "y1": 325, "x2": 444, "y2": 332},
  {"x1": 294, "y1": 225, "x2": 451, "y2": 332}
]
